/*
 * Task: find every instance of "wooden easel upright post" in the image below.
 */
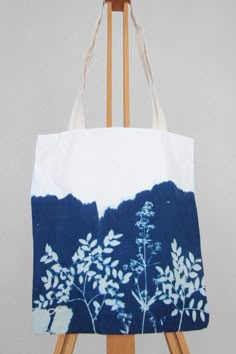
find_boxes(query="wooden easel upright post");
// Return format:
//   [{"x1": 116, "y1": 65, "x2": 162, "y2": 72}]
[{"x1": 54, "y1": 1, "x2": 190, "y2": 353}]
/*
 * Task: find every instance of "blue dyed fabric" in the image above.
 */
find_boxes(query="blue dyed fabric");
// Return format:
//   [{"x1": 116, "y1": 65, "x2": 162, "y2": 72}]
[{"x1": 31, "y1": 181, "x2": 209, "y2": 334}]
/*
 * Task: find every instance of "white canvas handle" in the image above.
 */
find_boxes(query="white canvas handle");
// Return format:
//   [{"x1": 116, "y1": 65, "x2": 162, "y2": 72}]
[{"x1": 68, "y1": 0, "x2": 167, "y2": 130}]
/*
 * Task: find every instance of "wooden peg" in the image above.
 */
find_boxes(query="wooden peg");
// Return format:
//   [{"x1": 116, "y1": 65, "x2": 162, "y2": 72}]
[{"x1": 106, "y1": 0, "x2": 131, "y2": 12}]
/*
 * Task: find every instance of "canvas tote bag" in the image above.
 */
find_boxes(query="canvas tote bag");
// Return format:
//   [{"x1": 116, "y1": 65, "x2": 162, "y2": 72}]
[{"x1": 31, "y1": 0, "x2": 209, "y2": 335}]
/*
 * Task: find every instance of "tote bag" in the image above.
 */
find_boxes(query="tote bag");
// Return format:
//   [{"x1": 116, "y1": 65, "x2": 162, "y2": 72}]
[{"x1": 31, "y1": 0, "x2": 209, "y2": 335}]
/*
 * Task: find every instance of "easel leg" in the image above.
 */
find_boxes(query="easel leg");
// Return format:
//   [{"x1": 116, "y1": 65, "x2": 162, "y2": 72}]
[
  {"x1": 106, "y1": 0, "x2": 112, "y2": 126},
  {"x1": 107, "y1": 335, "x2": 135, "y2": 354},
  {"x1": 123, "y1": 0, "x2": 130, "y2": 126},
  {"x1": 54, "y1": 334, "x2": 78, "y2": 354},
  {"x1": 106, "y1": 5, "x2": 134, "y2": 353},
  {"x1": 164, "y1": 332, "x2": 190, "y2": 354}
]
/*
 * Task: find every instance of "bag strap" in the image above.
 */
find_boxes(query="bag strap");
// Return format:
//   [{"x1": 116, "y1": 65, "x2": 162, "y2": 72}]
[{"x1": 68, "y1": 0, "x2": 167, "y2": 130}]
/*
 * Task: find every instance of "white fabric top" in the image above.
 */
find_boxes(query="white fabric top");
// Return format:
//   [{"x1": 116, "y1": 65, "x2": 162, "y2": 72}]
[{"x1": 31, "y1": 128, "x2": 194, "y2": 218}]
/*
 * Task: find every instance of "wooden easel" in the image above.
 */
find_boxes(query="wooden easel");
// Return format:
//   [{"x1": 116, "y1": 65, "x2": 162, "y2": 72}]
[{"x1": 54, "y1": 1, "x2": 190, "y2": 353}]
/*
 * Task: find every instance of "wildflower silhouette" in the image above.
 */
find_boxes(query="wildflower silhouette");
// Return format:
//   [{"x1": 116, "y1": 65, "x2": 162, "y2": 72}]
[
  {"x1": 34, "y1": 230, "x2": 133, "y2": 333},
  {"x1": 154, "y1": 238, "x2": 208, "y2": 330},
  {"x1": 130, "y1": 201, "x2": 162, "y2": 333},
  {"x1": 33, "y1": 197, "x2": 208, "y2": 333}
]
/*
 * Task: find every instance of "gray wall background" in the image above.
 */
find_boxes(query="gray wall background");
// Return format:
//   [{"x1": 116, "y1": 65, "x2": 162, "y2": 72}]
[{"x1": 0, "y1": 0, "x2": 235, "y2": 353}]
